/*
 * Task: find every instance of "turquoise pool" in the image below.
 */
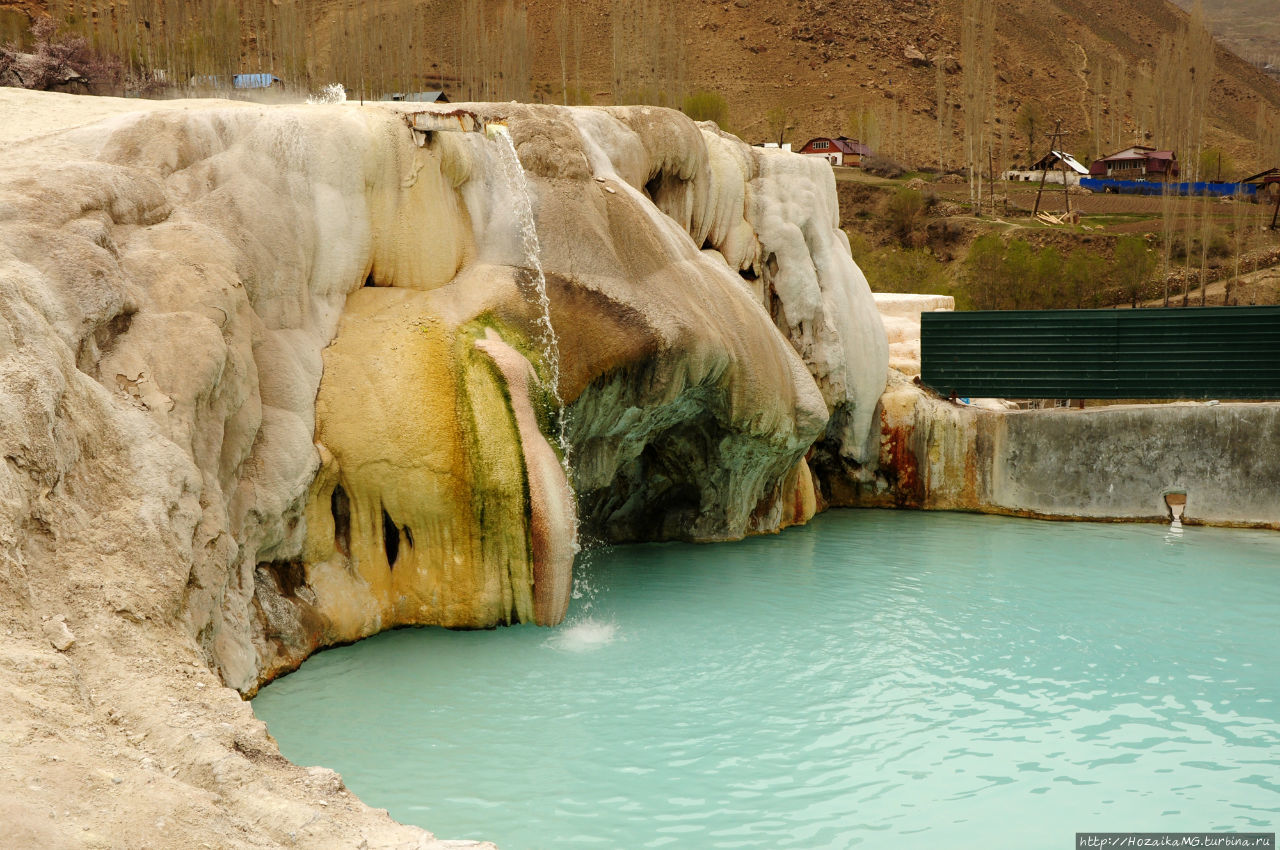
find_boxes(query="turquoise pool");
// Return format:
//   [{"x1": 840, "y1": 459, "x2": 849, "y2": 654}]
[{"x1": 253, "y1": 510, "x2": 1280, "y2": 849}]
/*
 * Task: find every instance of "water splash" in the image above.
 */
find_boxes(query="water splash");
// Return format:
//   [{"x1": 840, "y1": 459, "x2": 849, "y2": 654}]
[
  {"x1": 545, "y1": 616, "x2": 618, "y2": 653},
  {"x1": 306, "y1": 83, "x2": 347, "y2": 105},
  {"x1": 487, "y1": 125, "x2": 573, "y2": 481},
  {"x1": 568, "y1": 529, "x2": 612, "y2": 613}
]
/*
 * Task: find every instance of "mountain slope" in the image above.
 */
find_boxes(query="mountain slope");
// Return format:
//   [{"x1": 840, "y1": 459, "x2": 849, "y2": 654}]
[
  {"x1": 1171, "y1": 0, "x2": 1280, "y2": 69},
  {"x1": 5, "y1": 0, "x2": 1280, "y2": 171}
]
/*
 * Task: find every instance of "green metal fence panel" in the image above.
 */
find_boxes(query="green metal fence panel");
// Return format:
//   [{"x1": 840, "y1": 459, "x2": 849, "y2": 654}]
[{"x1": 919, "y1": 307, "x2": 1280, "y2": 399}]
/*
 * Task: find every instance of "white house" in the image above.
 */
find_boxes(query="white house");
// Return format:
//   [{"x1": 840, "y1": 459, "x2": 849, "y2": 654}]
[{"x1": 1003, "y1": 150, "x2": 1089, "y2": 186}]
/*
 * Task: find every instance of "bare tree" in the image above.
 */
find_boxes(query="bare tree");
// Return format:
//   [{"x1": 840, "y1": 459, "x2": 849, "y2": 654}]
[
  {"x1": 459, "y1": 0, "x2": 482, "y2": 100},
  {"x1": 572, "y1": 13, "x2": 584, "y2": 103},
  {"x1": 1197, "y1": 188, "x2": 1212, "y2": 305},
  {"x1": 846, "y1": 104, "x2": 881, "y2": 152},
  {"x1": 1118, "y1": 60, "x2": 1134, "y2": 150},
  {"x1": 497, "y1": 0, "x2": 530, "y2": 103},
  {"x1": 1181, "y1": 193, "x2": 1197, "y2": 306},
  {"x1": 1160, "y1": 182, "x2": 1179, "y2": 306},
  {"x1": 1186, "y1": 0, "x2": 1215, "y2": 180},
  {"x1": 1229, "y1": 184, "x2": 1249, "y2": 305},
  {"x1": 1087, "y1": 60, "x2": 1106, "y2": 160},
  {"x1": 961, "y1": 0, "x2": 996, "y2": 214},
  {"x1": 554, "y1": 1, "x2": 569, "y2": 104},
  {"x1": 1016, "y1": 101, "x2": 1046, "y2": 160},
  {"x1": 935, "y1": 62, "x2": 951, "y2": 171},
  {"x1": 612, "y1": 0, "x2": 685, "y2": 105},
  {"x1": 765, "y1": 104, "x2": 789, "y2": 146}
]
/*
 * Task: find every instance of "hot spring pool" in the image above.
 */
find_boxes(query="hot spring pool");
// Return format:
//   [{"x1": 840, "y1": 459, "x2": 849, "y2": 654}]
[{"x1": 252, "y1": 510, "x2": 1280, "y2": 849}]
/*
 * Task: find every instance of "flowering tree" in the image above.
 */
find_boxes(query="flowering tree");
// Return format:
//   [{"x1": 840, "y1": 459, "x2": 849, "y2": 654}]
[{"x1": 0, "y1": 16, "x2": 121, "y2": 93}]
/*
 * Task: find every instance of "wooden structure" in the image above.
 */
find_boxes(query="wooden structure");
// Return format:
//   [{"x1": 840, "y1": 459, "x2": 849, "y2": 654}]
[
  {"x1": 1030, "y1": 151, "x2": 1089, "y2": 174},
  {"x1": 1033, "y1": 121, "x2": 1073, "y2": 217},
  {"x1": 1242, "y1": 167, "x2": 1280, "y2": 189},
  {"x1": 1251, "y1": 169, "x2": 1280, "y2": 229}
]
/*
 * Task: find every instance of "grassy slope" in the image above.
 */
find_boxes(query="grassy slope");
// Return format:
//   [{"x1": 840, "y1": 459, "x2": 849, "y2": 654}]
[{"x1": 837, "y1": 169, "x2": 1280, "y2": 307}]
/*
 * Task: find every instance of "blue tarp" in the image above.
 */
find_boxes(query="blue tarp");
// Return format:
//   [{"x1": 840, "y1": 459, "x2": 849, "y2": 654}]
[
  {"x1": 1080, "y1": 178, "x2": 1259, "y2": 197},
  {"x1": 189, "y1": 74, "x2": 283, "y2": 89},
  {"x1": 232, "y1": 73, "x2": 282, "y2": 89}
]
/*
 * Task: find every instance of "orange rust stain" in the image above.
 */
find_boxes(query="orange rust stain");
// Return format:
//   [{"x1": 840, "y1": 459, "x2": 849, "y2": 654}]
[
  {"x1": 792, "y1": 481, "x2": 806, "y2": 520},
  {"x1": 958, "y1": 437, "x2": 980, "y2": 510},
  {"x1": 880, "y1": 409, "x2": 924, "y2": 508}
]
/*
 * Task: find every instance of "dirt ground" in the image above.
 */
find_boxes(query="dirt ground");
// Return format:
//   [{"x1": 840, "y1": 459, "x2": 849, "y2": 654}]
[
  {"x1": 835, "y1": 166, "x2": 1280, "y2": 307},
  {"x1": 1137, "y1": 263, "x2": 1280, "y2": 307}
]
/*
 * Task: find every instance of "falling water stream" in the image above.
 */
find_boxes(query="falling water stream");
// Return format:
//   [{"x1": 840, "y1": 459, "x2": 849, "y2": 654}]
[
  {"x1": 487, "y1": 123, "x2": 595, "y2": 621},
  {"x1": 487, "y1": 125, "x2": 572, "y2": 478}
]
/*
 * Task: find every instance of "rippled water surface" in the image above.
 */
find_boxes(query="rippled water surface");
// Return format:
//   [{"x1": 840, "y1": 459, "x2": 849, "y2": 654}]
[{"x1": 253, "y1": 511, "x2": 1280, "y2": 849}]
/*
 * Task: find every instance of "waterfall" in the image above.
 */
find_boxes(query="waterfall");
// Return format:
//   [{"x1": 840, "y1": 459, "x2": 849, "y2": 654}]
[
  {"x1": 488, "y1": 124, "x2": 603, "y2": 619},
  {"x1": 487, "y1": 126, "x2": 574, "y2": 487}
]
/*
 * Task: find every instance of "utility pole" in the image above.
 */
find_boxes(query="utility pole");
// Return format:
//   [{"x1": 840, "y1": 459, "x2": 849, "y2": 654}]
[
  {"x1": 1034, "y1": 119, "x2": 1071, "y2": 217},
  {"x1": 1033, "y1": 136, "x2": 1050, "y2": 216},
  {"x1": 1061, "y1": 137, "x2": 1071, "y2": 215}
]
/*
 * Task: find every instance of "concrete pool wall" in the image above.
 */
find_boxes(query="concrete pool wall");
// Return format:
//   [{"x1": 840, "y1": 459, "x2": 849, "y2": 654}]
[
  {"x1": 851, "y1": 295, "x2": 1280, "y2": 529},
  {"x1": 865, "y1": 393, "x2": 1280, "y2": 528}
]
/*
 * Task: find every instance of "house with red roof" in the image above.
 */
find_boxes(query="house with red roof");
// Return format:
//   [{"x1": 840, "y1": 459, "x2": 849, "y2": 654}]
[
  {"x1": 796, "y1": 136, "x2": 873, "y2": 167},
  {"x1": 1088, "y1": 145, "x2": 1179, "y2": 181}
]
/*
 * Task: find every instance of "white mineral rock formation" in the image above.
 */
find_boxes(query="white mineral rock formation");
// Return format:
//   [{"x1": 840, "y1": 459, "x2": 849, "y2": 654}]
[{"x1": 0, "y1": 89, "x2": 887, "y2": 848}]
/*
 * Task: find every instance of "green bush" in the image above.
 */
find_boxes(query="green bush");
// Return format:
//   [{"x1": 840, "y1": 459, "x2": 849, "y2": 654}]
[
  {"x1": 1168, "y1": 227, "x2": 1230, "y2": 262},
  {"x1": 855, "y1": 231, "x2": 1161, "y2": 312},
  {"x1": 1113, "y1": 236, "x2": 1156, "y2": 306},
  {"x1": 846, "y1": 231, "x2": 875, "y2": 262},
  {"x1": 884, "y1": 188, "x2": 927, "y2": 248},
  {"x1": 963, "y1": 236, "x2": 1155, "y2": 310},
  {"x1": 964, "y1": 234, "x2": 1007, "y2": 309},
  {"x1": 1207, "y1": 228, "x2": 1231, "y2": 260},
  {"x1": 682, "y1": 90, "x2": 730, "y2": 128},
  {"x1": 855, "y1": 243, "x2": 970, "y2": 308},
  {"x1": 1034, "y1": 245, "x2": 1065, "y2": 306},
  {"x1": 1062, "y1": 249, "x2": 1106, "y2": 308}
]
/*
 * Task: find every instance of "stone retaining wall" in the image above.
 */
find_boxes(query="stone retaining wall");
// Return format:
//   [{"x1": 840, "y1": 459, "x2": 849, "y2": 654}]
[{"x1": 856, "y1": 295, "x2": 1280, "y2": 529}]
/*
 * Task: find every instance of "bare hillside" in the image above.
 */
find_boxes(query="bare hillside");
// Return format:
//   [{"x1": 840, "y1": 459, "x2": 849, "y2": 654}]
[
  {"x1": 4, "y1": 0, "x2": 1280, "y2": 171},
  {"x1": 1171, "y1": 0, "x2": 1280, "y2": 68}
]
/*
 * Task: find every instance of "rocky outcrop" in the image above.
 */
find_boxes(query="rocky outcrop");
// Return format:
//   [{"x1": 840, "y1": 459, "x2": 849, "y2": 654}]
[
  {"x1": 0, "y1": 89, "x2": 887, "y2": 847},
  {"x1": 548, "y1": 108, "x2": 886, "y2": 542},
  {"x1": 0, "y1": 89, "x2": 489, "y2": 850}
]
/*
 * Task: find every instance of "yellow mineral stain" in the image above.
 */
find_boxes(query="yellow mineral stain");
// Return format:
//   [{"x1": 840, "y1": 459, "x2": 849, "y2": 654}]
[
  {"x1": 367, "y1": 129, "x2": 475, "y2": 291},
  {"x1": 474, "y1": 328, "x2": 576, "y2": 626},
  {"x1": 303, "y1": 286, "x2": 537, "y2": 640}
]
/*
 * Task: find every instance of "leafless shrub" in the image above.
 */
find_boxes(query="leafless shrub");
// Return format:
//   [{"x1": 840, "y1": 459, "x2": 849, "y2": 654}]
[
  {"x1": 863, "y1": 153, "x2": 905, "y2": 178},
  {"x1": 124, "y1": 69, "x2": 169, "y2": 98},
  {"x1": 0, "y1": 44, "x2": 15, "y2": 79}
]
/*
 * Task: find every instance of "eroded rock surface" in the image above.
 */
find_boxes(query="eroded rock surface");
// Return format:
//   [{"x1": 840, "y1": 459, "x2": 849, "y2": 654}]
[{"x1": 0, "y1": 89, "x2": 887, "y2": 847}]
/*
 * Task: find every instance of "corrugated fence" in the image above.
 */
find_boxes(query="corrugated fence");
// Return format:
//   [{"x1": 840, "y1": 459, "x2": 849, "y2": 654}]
[{"x1": 920, "y1": 307, "x2": 1280, "y2": 399}]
